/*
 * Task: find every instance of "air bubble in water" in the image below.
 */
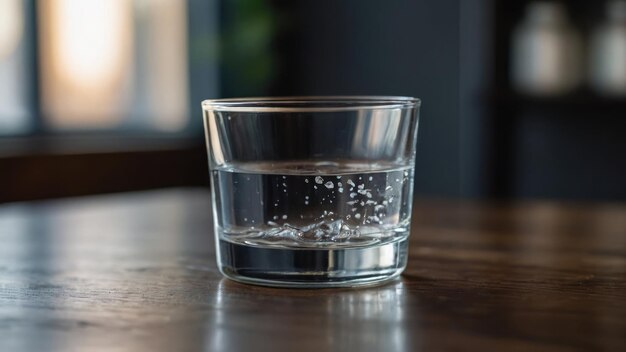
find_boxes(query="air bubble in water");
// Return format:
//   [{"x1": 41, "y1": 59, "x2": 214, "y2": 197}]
[
  {"x1": 347, "y1": 200, "x2": 358, "y2": 205},
  {"x1": 354, "y1": 213, "x2": 361, "y2": 219},
  {"x1": 324, "y1": 181, "x2": 334, "y2": 189},
  {"x1": 347, "y1": 179, "x2": 355, "y2": 187},
  {"x1": 305, "y1": 178, "x2": 309, "y2": 183},
  {"x1": 369, "y1": 176, "x2": 373, "y2": 181},
  {"x1": 282, "y1": 215, "x2": 288, "y2": 220},
  {"x1": 336, "y1": 176, "x2": 342, "y2": 179},
  {"x1": 350, "y1": 192, "x2": 357, "y2": 198},
  {"x1": 338, "y1": 188, "x2": 344, "y2": 193},
  {"x1": 305, "y1": 196, "x2": 309, "y2": 200},
  {"x1": 315, "y1": 176, "x2": 324, "y2": 184},
  {"x1": 385, "y1": 186, "x2": 393, "y2": 191},
  {"x1": 244, "y1": 218, "x2": 248, "y2": 221},
  {"x1": 282, "y1": 183, "x2": 287, "y2": 187}
]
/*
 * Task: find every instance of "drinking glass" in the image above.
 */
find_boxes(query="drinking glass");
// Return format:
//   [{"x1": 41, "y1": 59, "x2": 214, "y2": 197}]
[{"x1": 202, "y1": 96, "x2": 420, "y2": 287}]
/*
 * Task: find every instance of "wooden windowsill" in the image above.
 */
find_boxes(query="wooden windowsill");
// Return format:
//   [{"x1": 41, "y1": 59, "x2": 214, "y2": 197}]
[
  {"x1": 0, "y1": 134, "x2": 205, "y2": 157},
  {"x1": 0, "y1": 135, "x2": 209, "y2": 202}
]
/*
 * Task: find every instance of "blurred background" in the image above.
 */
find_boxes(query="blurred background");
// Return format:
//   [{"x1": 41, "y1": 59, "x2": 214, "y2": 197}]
[{"x1": 1, "y1": 0, "x2": 625, "y2": 202}]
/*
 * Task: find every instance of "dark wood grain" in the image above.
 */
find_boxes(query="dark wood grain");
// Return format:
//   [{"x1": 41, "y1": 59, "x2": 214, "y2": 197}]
[{"x1": 0, "y1": 189, "x2": 624, "y2": 351}]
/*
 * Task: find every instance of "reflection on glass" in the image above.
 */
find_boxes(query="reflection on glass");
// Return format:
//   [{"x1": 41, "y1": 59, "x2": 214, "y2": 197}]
[
  {"x1": 39, "y1": 0, "x2": 189, "y2": 131},
  {"x1": 0, "y1": 0, "x2": 29, "y2": 133}
]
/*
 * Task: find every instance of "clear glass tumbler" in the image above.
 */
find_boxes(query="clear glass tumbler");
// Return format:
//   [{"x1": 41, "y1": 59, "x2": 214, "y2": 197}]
[{"x1": 202, "y1": 96, "x2": 420, "y2": 287}]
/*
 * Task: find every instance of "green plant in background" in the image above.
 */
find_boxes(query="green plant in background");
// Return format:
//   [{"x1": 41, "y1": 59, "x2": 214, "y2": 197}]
[{"x1": 220, "y1": 0, "x2": 277, "y2": 97}]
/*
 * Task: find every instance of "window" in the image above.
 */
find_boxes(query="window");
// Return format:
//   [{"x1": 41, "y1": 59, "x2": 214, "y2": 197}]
[
  {"x1": 0, "y1": 0, "x2": 217, "y2": 136},
  {"x1": 0, "y1": 0, "x2": 31, "y2": 134},
  {"x1": 0, "y1": 0, "x2": 218, "y2": 202}
]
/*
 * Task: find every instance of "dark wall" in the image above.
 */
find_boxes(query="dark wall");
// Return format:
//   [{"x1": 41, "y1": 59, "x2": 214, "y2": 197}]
[
  {"x1": 270, "y1": 0, "x2": 462, "y2": 198},
  {"x1": 513, "y1": 107, "x2": 626, "y2": 201},
  {"x1": 218, "y1": 0, "x2": 625, "y2": 201},
  {"x1": 460, "y1": 0, "x2": 492, "y2": 199}
]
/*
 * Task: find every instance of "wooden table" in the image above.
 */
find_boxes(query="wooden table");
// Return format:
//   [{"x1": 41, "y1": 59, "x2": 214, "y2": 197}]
[{"x1": 0, "y1": 188, "x2": 624, "y2": 351}]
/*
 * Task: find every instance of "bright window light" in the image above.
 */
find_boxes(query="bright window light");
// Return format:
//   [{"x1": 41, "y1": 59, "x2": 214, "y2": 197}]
[{"x1": 39, "y1": 0, "x2": 188, "y2": 131}]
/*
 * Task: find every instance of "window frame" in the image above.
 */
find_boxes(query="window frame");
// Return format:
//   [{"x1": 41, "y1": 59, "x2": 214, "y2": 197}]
[{"x1": 0, "y1": 0, "x2": 218, "y2": 202}]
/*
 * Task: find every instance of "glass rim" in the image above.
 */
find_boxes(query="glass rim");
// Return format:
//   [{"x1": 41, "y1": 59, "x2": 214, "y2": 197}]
[{"x1": 201, "y1": 96, "x2": 420, "y2": 112}]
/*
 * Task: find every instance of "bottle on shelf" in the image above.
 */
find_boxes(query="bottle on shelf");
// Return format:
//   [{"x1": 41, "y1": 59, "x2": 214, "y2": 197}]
[
  {"x1": 511, "y1": 2, "x2": 583, "y2": 96},
  {"x1": 590, "y1": 1, "x2": 626, "y2": 97}
]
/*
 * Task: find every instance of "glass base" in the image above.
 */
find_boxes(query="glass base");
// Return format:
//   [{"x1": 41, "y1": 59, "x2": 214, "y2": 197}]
[{"x1": 217, "y1": 237, "x2": 408, "y2": 288}]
